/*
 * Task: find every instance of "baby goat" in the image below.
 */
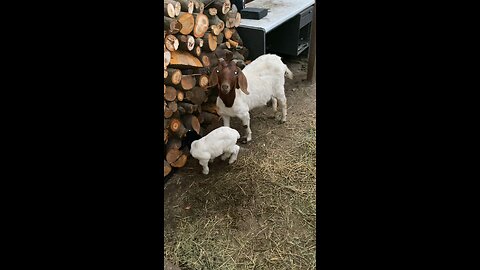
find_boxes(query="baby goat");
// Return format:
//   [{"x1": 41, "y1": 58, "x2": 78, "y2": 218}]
[
  {"x1": 209, "y1": 54, "x2": 293, "y2": 143},
  {"x1": 189, "y1": 126, "x2": 240, "y2": 175}
]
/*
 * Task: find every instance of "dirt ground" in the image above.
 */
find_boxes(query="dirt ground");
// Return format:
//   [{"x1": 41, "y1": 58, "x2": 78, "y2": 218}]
[{"x1": 164, "y1": 54, "x2": 316, "y2": 270}]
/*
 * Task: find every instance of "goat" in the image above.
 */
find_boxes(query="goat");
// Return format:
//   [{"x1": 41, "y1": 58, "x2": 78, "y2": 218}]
[
  {"x1": 189, "y1": 126, "x2": 241, "y2": 175},
  {"x1": 209, "y1": 54, "x2": 293, "y2": 143}
]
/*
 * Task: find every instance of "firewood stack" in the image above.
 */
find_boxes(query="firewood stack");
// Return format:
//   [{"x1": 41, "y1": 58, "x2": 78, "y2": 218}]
[{"x1": 164, "y1": 0, "x2": 248, "y2": 178}]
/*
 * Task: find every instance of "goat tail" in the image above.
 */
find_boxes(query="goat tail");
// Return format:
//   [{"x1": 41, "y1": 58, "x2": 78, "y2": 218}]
[{"x1": 285, "y1": 65, "x2": 293, "y2": 79}]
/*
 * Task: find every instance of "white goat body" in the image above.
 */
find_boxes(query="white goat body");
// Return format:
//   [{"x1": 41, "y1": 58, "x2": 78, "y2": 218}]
[
  {"x1": 189, "y1": 126, "x2": 240, "y2": 175},
  {"x1": 216, "y1": 54, "x2": 293, "y2": 142}
]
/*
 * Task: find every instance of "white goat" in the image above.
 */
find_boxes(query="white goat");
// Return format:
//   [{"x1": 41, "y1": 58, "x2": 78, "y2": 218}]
[
  {"x1": 189, "y1": 126, "x2": 241, "y2": 175},
  {"x1": 209, "y1": 54, "x2": 293, "y2": 143}
]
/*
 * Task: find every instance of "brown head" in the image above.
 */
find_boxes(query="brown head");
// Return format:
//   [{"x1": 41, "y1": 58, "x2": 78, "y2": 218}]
[{"x1": 209, "y1": 58, "x2": 249, "y2": 107}]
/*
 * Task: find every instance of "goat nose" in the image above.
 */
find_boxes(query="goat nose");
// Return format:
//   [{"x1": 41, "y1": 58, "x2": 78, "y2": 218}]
[{"x1": 221, "y1": 84, "x2": 230, "y2": 91}]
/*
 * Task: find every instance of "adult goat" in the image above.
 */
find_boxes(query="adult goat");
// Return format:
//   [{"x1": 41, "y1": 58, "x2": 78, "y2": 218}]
[{"x1": 209, "y1": 54, "x2": 293, "y2": 143}]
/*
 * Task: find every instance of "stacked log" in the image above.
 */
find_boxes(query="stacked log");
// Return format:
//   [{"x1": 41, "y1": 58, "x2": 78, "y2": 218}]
[{"x1": 164, "y1": 0, "x2": 249, "y2": 178}]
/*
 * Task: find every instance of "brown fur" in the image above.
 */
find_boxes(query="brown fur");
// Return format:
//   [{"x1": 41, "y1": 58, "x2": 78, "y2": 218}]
[{"x1": 209, "y1": 59, "x2": 249, "y2": 108}]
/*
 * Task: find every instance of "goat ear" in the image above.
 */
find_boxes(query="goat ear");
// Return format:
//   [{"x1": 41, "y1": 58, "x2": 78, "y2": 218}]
[
  {"x1": 237, "y1": 68, "x2": 249, "y2": 95},
  {"x1": 209, "y1": 67, "x2": 219, "y2": 87}
]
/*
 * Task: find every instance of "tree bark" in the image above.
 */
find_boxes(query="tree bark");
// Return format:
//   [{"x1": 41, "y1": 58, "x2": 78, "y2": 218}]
[
  {"x1": 201, "y1": 32, "x2": 217, "y2": 51},
  {"x1": 175, "y1": 34, "x2": 195, "y2": 51},
  {"x1": 164, "y1": 86, "x2": 177, "y2": 101},
  {"x1": 165, "y1": 34, "x2": 179, "y2": 51},
  {"x1": 177, "y1": 0, "x2": 194, "y2": 14},
  {"x1": 182, "y1": 114, "x2": 201, "y2": 134},
  {"x1": 164, "y1": 16, "x2": 182, "y2": 34},
  {"x1": 185, "y1": 86, "x2": 208, "y2": 105}
]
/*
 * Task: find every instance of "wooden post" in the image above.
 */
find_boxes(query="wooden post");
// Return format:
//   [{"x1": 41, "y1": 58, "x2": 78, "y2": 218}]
[{"x1": 307, "y1": 1, "x2": 316, "y2": 83}]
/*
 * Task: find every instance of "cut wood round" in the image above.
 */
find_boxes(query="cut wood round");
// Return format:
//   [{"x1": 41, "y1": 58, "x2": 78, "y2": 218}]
[
  {"x1": 165, "y1": 35, "x2": 179, "y2": 51},
  {"x1": 193, "y1": 45, "x2": 202, "y2": 57},
  {"x1": 197, "y1": 74, "x2": 209, "y2": 88},
  {"x1": 164, "y1": 2, "x2": 176, "y2": 18},
  {"x1": 209, "y1": 15, "x2": 225, "y2": 35},
  {"x1": 178, "y1": 102, "x2": 201, "y2": 115},
  {"x1": 169, "y1": 118, "x2": 188, "y2": 138},
  {"x1": 177, "y1": 90, "x2": 185, "y2": 101},
  {"x1": 164, "y1": 105, "x2": 174, "y2": 118},
  {"x1": 230, "y1": 28, "x2": 243, "y2": 45},
  {"x1": 199, "y1": 52, "x2": 211, "y2": 67},
  {"x1": 193, "y1": 0, "x2": 205, "y2": 13},
  {"x1": 178, "y1": 102, "x2": 200, "y2": 114},
  {"x1": 234, "y1": 12, "x2": 241, "y2": 27},
  {"x1": 164, "y1": 70, "x2": 168, "y2": 79},
  {"x1": 164, "y1": 160, "x2": 172, "y2": 177},
  {"x1": 166, "y1": 136, "x2": 182, "y2": 151},
  {"x1": 199, "y1": 111, "x2": 220, "y2": 125},
  {"x1": 178, "y1": 0, "x2": 194, "y2": 14},
  {"x1": 169, "y1": 50, "x2": 203, "y2": 68},
  {"x1": 166, "y1": 68, "x2": 182, "y2": 85},
  {"x1": 219, "y1": 3, "x2": 237, "y2": 28},
  {"x1": 164, "y1": 86, "x2": 177, "y2": 101},
  {"x1": 180, "y1": 75, "x2": 197, "y2": 90},
  {"x1": 167, "y1": 101, "x2": 178, "y2": 112},
  {"x1": 166, "y1": 148, "x2": 187, "y2": 168},
  {"x1": 192, "y1": 13, "x2": 209, "y2": 38},
  {"x1": 175, "y1": 34, "x2": 195, "y2": 51},
  {"x1": 207, "y1": 7, "x2": 217, "y2": 16},
  {"x1": 171, "y1": 153, "x2": 188, "y2": 168},
  {"x1": 212, "y1": 0, "x2": 231, "y2": 14},
  {"x1": 177, "y1": 12, "x2": 195, "y2": 35},
  {"x1": 223, "y1": 28, "x2": 233, "y2": 39},
  {"x1": 201, "y1": 32, "x2": 217, "y2": 51},
  {"x1": 182, "y1": 114, "x2": 201, "y2": 134},
  {"x1": 164, "y1": 16, "x2": 182, "y2": 34},
  {"x1": 185, "y1": 86, "x2": 208, "y2": 105},
  {"x1": 164, "y1": 50, "x2": 171, "y2": 68},
  {"x1": 227, "y1": 39, "x2": 238, "y2": 48}
]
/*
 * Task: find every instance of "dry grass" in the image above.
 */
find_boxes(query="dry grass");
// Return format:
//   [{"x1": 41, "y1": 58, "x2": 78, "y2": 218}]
[{"x1": 164, "y1": 120, "x2": 316, "y2": 269}]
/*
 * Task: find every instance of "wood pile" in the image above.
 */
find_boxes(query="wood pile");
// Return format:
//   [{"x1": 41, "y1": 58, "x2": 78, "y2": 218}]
[{"x1": 164, "y1": 0, "x2": 249, "y2": 178}]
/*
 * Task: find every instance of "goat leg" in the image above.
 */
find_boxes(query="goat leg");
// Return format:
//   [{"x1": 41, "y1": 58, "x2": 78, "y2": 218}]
[
  {"x1": 220, "y1": 151, "x2": 231, "y2": 161},
  {"x1": 277, "y1": 97, "x2": 287, "y2": 123},
  {"x1": 199, "y1": 159, "x2": 210, "y2": 174},
  {"x1": 228, "y1": 145, "x2": 240, "y2": 164},
  {"x1": 240, "y1": 113, "x2": 252, "y2": 143}
]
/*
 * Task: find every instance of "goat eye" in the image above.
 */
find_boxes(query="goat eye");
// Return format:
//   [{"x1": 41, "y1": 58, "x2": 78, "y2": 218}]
[
  {"x1": 234, "y1": 71, "x2": 238, "y2": 75},
  {"x1": 216, "y1": 70, "x2": 219, "y2": 73}
]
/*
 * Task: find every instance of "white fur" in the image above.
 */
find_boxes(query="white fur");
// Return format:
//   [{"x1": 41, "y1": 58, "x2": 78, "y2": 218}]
[
  {"x1": 216, "y1": 54, "x2": 293, "y2": 142},
  {"x1": 190, "y1": 127, "x2": 241, "y2": 175}
]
